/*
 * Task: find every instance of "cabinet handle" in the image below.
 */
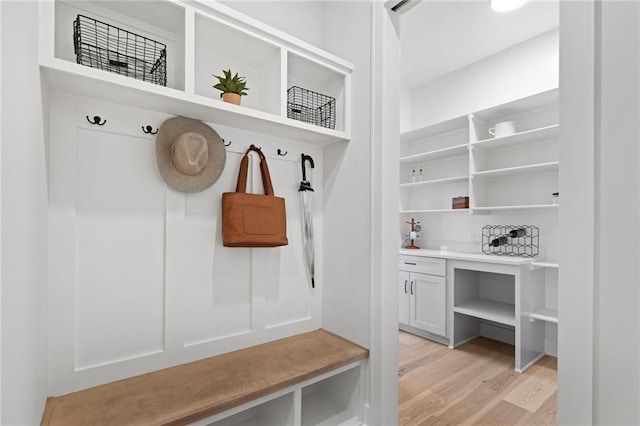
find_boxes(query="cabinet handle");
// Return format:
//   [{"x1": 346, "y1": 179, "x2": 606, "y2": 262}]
[
  {"x1": 404, "y1": 262, "x2": 417, "y2": 265},
  {"x1": 404, "y1": 280, "x2": 408, "y2": 294},
  {"x1": 410, "y1": 280, "x2": 415, "y2": 295}
]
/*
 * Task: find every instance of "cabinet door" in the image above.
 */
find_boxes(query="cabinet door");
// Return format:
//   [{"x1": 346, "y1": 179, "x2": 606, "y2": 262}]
[
  {"x1": 399, "y1": 271, "x2": 411, "y2": 326},
  {"x1": 410, "y1": 272, "x2": 446, "y2": 336}
]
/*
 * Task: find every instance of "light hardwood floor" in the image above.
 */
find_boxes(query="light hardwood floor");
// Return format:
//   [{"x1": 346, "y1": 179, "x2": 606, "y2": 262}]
[{"x1": 398, "y1": 331, "x2": 557, "y2": 425}]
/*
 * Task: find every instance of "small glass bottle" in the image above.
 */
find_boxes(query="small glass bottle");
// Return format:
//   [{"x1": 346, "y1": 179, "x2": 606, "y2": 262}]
[
  {"x1": 418, "y1": 166, "x2": 424, "y2": 182},
  {"x1": 552, "y1": 192, "x2": 559, "y2": 205},
  {"x1": 411, "y1": 167, "x2": 416, "y2": 183}
]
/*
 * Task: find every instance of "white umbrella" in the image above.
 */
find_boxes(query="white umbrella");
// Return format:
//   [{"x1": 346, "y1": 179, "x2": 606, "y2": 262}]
[{"x1": 299, "y1": 154, "x2": 315, "y2": 288}]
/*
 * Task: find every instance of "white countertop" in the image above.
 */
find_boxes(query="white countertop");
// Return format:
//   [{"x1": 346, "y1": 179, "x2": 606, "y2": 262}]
[{"x1": 399, "y1": 248, "x2": 535, "y2": 265}]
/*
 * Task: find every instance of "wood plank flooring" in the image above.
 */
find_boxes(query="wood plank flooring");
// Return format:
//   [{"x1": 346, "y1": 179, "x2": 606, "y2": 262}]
[{"x1": 398, "y1": 331, "x2": 557, "y2": 425}]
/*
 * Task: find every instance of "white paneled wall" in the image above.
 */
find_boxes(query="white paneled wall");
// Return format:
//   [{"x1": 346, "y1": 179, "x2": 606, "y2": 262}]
[{"x1": 47, "y1": 92, "x2": 322, "y2": 394}]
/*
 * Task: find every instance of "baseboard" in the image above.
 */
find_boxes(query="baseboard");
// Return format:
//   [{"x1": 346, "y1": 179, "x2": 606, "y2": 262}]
[{"x1": 399, "y1": 325, "x2": 449, "y2": 346}]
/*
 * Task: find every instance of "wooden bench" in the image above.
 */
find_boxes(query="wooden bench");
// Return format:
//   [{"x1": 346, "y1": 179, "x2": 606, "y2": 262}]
[{"x1": 41, "y1": 329, "x2": 369, "y2": 426}]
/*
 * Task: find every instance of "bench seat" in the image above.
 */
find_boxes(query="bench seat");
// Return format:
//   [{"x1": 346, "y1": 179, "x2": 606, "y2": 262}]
[{"x1": 41, "y1": 329, "x2": 369, "y2": 426}]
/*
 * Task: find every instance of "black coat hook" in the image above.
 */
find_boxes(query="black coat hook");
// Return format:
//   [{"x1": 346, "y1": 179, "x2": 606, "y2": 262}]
[
  {"x1": 301, "y1": 153, "x2": 315, "y2": 182},
  {"x1": 142, "y1": 125, "x2": 158, "y2": 135},
  {"x1": 277, "y1": 149, "x2": 288, "y2": 156},
  {"x1": 86, "y1": 115, "x2": 106, "y2": 126},
  {"x1": 223, "y1": 138, "x2": 232, "y2": 147}
]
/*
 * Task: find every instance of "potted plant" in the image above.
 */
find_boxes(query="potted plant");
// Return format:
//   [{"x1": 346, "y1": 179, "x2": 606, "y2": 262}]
[{"x1": 213, "y1": 69, "x2": 249, "y2": 105}]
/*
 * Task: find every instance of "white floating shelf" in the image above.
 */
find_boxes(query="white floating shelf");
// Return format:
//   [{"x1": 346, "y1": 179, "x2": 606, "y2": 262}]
[
  {"x1": 454, "y1": 299, "x2": 516, "y2": 327},
  {"x1": 400, "y1": 144, "x2": 468, "y2": 164},
  {"x1": 401, "y1": 115, "x2": 468, "y2": 142},
  {"x1": 40, "y1": 60, "x2": 349, "y2": 145},
  {"x1": 472, "y1": 124, "x2": 559, "y2": 150},
  {"x1": 530, "y1": 261, "x2": 559, "y2": 269},
  {"x1": 471, "y1": 88, "x2": 559, "y2": 123},
  {"x1": 399, "y1": 176, "x2": 468, "y2": 188},
  {"x1": 530, "y1": 308, "x2": 558, "y2": 324},
  {"x1": 400, "y1": 208, "x2": 470, "y2": 214},
  {"x1": 472, "y1": 204, "x2": 559, "y2": 213},
  {"x1": 472, "y1": 161, "x2": 559, "y2": 179}
]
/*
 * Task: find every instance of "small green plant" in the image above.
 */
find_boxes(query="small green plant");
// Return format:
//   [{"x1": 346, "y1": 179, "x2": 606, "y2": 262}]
[{"x1": 212, "y1": 69, "x2": 249, "y2": 98}]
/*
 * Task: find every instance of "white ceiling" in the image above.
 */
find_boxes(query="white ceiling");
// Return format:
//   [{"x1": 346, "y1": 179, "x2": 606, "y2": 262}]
[{"x1": 401, "y1": 0, "x2": 559, "y2": 88}]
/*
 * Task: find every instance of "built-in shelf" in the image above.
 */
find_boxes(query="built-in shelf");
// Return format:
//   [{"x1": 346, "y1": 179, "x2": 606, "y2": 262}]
[
  {"x1": 472, "y1": 88, "x2": 558, "y2": 123},
  {"x1": 400, "y1": 176, "x2": 468, "y2": 187},
  {"x1": 472, "y1": 124, "x2": 559, "y2": 150},
  {"x1": 530, "y1": 308, "x2": 558, "y2": 324},
  {"x1": 40, "y1": 61, "x2": 348, "y2": 145},
  {"x1": 454, "y1": 299, "x2": 516, "y2": 327},
  {"x1": 399, "y1": 144, "x2": 468, "y2": 163},
  {"x1": 530, "y1": 262, "x2": 559, "y2": 269},
  {"x1": 400, "y1": 209, "x2": 470, "y2": 214},
  {"x1": 472, "y1": 204, "x2": 559, "y2": 213},
  {"x1": 400, "y1": 115, "x2": 468, "y2": 142},
  {"x1": 40, "y1": 1, "x2": 353, "y2": 146},
  {"x1": 472, "y1": 161, "x2": 559, "y2": 179}
]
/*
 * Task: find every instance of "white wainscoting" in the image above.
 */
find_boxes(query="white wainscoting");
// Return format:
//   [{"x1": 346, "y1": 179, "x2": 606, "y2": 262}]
[{"x1": 47, "y1": 93, "x2": 322, "y2": 395}]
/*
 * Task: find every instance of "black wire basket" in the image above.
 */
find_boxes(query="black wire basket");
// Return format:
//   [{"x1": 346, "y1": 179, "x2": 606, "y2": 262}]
[
  {"x1": 287, "y1": 86, "x2": 336, "y2": 129},
  {"x1": 73, "y1": 15, "x2": 167, "y2": 87}
]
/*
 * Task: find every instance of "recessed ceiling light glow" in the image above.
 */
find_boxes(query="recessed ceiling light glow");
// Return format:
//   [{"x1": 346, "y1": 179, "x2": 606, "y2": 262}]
[{"x1": 491, "y1": 0, "x2": 530, "y2": 12}]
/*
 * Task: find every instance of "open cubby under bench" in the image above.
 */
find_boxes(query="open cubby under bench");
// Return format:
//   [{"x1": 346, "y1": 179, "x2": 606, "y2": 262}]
[{"x1": 41, "y1": 329, "x2": 369, "y2": 426}]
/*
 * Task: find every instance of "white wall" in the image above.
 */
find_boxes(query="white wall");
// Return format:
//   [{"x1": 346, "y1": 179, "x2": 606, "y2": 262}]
[
  {"x1": 1, "y1": 1, "x2": 49, "y2": 424},
  {"x1": 592, "y1": 1, "x2": 640, "y2": 423},
  {"x1": 559, "y1": 1, "x2": 640, "y2": 424},
  {"x1": 406, "y1": 28, "x2": 559, "y2": 131},
  {"x1": 219, "y1": 0, "x2": 323, "y2": 47},
  {"x1": 320, "y1": 1, "x2": 371, "y2": 348}
]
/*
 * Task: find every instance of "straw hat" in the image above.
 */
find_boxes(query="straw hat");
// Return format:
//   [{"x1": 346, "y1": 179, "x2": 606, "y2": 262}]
[{"x1": 156, "y1": 117, "x2": 226, "y2": 193}]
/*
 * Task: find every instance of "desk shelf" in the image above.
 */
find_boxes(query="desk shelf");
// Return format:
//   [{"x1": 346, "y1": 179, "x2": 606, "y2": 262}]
[{"x1": 454, "y1": 299, "x2": 515, "y2": 327}]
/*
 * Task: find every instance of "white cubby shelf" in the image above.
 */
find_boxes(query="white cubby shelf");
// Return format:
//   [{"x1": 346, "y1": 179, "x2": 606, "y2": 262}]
[{"x1": 39, "y1": 0, "x2": 353, "y2": 145}]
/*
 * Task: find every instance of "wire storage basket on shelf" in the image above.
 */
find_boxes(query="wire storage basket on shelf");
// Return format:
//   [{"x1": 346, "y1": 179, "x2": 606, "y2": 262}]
[
  {"x1": 73, "y1": 15, "x2": 167, "y2": 87},
  {"x1": 287, "y1": 86, "x2": 336, "y2": 129}
]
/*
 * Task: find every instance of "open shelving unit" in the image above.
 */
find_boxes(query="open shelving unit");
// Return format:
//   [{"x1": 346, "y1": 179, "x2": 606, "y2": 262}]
[
  {"x1": 399, "y1": 114, "x2": 469, "y2": 213},
  {"x1": 399, "y1": 88, "x2": 559, "y2": 215},
  {"x1": 39, "y1": 0, "x2": 353, "y2": 145}
]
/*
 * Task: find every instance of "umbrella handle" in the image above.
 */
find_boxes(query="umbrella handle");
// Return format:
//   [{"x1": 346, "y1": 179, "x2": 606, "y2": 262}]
[{"x1": 301, "y1": 153, "x2": 315, "y2": 182}]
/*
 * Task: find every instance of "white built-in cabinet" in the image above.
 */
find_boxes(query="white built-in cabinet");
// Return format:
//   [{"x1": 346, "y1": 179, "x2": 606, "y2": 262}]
[
  {"x1": 38, "y1": 1, "x2": 365, "y2": 423},
  {"x1": 39, "y1": 0, "x2": 352, "y2": 145},
  {"x1": 398, "y1": 256, "x2": 447, "y2": 339},
  {"x1": 399, "y1": 89, "x2": 559, "y2": 214}
]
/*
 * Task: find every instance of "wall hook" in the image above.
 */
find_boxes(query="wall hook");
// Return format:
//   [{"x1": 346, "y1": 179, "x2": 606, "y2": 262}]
[
  {"x1": 277, "y1": 149, "x2": 288, "y2": 156},
  {"x1": 223, "y1": 138, "x2": 232, "y2": 147},
  {"x1": 86, "y1": 115, "x2": 106, "y2": 126},
  {"x1": 142, "y1": 125, "x2": 158, "y2": 135}
]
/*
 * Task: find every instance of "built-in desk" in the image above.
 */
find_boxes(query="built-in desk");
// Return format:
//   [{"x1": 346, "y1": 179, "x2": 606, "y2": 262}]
[{"x1": 399, "y1": 249, "x2": 549, "y2": 373}]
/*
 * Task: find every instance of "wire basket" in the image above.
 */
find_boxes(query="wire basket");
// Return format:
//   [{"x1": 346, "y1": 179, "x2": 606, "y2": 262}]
[
  {"x1": 482, "y1": 225, "x2": 539, "y2": 257},
  {"x1": 73, "y1": 15, "x2": 167, "y2": 87},
  {"x1": 287, "y1": 86, "x2": 336, "y2": 129}
]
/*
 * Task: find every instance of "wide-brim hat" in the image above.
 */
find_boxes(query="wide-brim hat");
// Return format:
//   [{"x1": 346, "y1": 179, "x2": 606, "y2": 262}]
[{"x1": 156, "y1": 117, "x2": 226, "y2": 193}]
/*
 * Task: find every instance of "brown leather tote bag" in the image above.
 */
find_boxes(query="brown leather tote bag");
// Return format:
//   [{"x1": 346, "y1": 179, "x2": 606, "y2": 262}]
[{"x1": 222, "y1": 145, "x2": 288, "y2": 247}]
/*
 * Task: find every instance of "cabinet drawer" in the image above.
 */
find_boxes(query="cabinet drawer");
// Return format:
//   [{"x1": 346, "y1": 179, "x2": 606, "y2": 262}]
[{"x1": 399, "y1": 256, "x2": 446, "y2": 276}]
